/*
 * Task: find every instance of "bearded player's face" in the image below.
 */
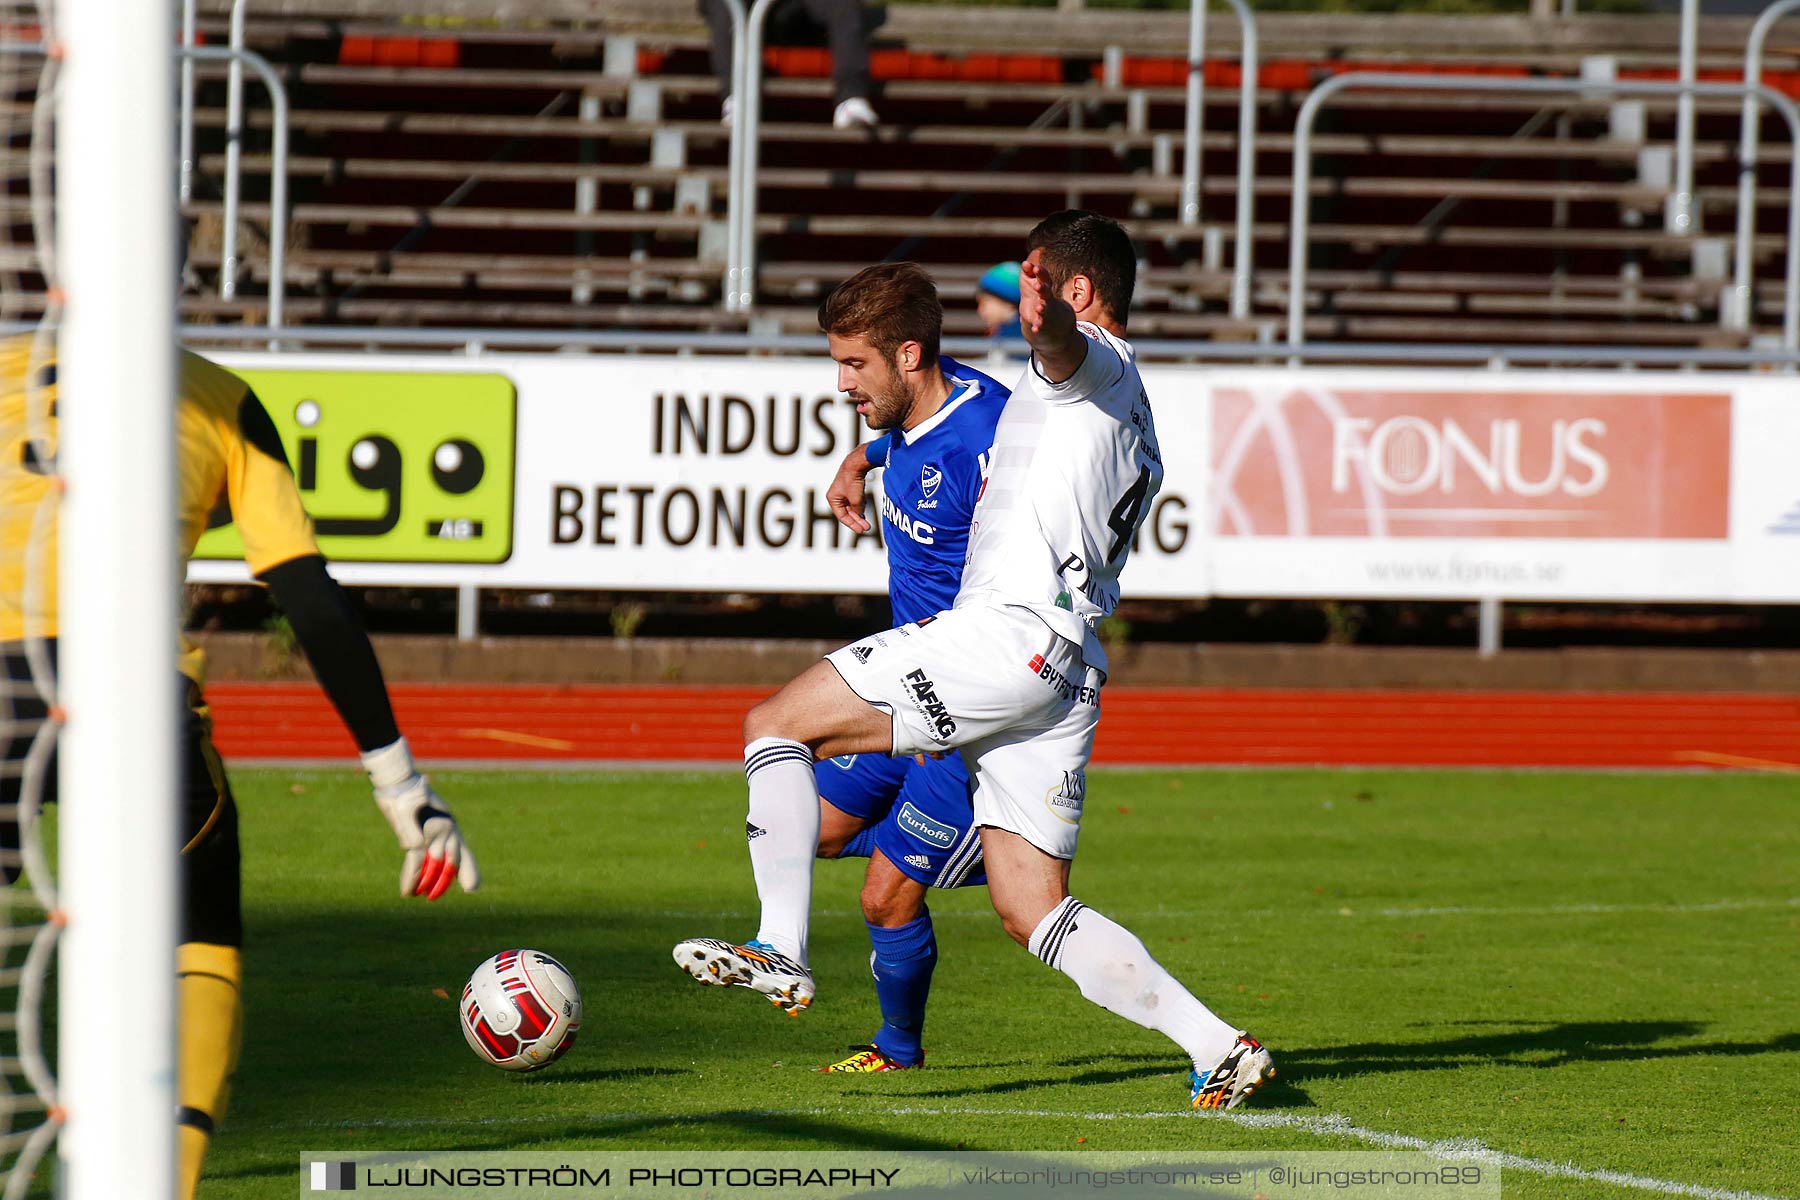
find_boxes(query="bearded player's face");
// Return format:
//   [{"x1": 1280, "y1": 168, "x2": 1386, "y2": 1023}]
[{"x1": 827, "y1": 331, "x2": 913, "y2": 431}]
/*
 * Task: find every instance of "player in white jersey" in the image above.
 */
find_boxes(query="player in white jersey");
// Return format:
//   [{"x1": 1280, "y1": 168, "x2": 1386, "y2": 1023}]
[{"x1": 674, "y1": 212, "x2": 1274, "y2": 1110}]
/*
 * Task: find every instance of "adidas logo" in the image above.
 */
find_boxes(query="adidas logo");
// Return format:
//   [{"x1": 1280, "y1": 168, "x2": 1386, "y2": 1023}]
[
  {"x1": 851, "y1": 645, "x2": 874, "y2": 664},
  {"x1": 746, "y1": 821, "x2": 766, "y2": 841},
  {"x1": 904, "y1": 854, "x2": 931, "y2": 870}
]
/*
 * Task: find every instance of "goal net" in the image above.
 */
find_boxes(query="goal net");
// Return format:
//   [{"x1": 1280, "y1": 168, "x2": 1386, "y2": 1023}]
[{"x1": 0, "y1": 4, "x2": 66, "y2": 1193}]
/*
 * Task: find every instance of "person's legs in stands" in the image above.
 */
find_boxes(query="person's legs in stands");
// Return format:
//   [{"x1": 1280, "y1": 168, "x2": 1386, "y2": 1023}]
[
  {"x1": 798, "y1": 0, "x2": 877, "y2": 126},
  {"x1": 696, "y1": 0, "x2": 738, "y2": 120}
]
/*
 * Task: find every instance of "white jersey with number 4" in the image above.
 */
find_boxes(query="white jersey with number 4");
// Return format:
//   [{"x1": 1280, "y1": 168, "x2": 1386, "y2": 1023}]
[{"x1": 954, "y1": 321, "x2": 1162, "y2": 673}]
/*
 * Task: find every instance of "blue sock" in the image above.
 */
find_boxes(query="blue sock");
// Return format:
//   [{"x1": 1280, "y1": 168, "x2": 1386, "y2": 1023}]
[
  {"x1": 866, "y1": 910, "x2": 936, "y2": 1066},
  {"x1": 836, "y1": 826, "x2": 878, "y2": 860}
]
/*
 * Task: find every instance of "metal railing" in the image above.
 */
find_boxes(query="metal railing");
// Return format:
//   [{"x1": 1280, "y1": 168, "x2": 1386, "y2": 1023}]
[
  {"x1": 1182, "y1": 0, "x2": 1258, "y2": 319},
  {"x1": 721, "y1": 0, "x2": 752, "y2": 313},
  {"x1": 1287, "y1": 74, "x2": 1800, "y2": 356},
  {"x1": 0, "y1": 38, "x2": 287, "y2": 326},
  {"x1": 167, "y1": 323, "x2": 1800, "y2": 371},
  {"x1": 723, "y1": 0, "x2": 1256, "y2": 317},
  {"x1": 1671, "y1": 0, "x2": 1699, "y2": 234},
  {"x1": 219, "y1": 0, "x2": 251, "y2": 303},
  {"x1": 722, "y1": 0, "x2": 780, "y2": 314},
  {"x1": 182, "y1": 45, "x2": 291, "y2": 329},
  {"x1": 179, "y1": 0, "x2": 197, "y2": 202},
  {"x1": 1732, "y1": 0, "x2": 1800, "y2": 330}
]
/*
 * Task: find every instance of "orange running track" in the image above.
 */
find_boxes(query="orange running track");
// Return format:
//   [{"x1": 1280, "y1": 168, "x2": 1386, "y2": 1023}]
[{"x1": 204, "y1": 683, "x2": 1800, "y2": 770}]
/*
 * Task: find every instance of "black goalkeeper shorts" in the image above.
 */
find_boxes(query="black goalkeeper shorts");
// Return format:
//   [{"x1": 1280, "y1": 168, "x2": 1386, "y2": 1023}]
[{"x1": 1, "y1": 643, "x2": 243, "y2": 948}]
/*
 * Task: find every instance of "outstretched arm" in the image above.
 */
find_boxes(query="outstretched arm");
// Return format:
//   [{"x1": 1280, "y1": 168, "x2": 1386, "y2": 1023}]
[
  {"x1": 204, "y1": 354, "x2": 483, "y2": 899},
  {"x1": 257, "y1": 554, "x2": 398, "y2": 752},
  {"x1": 1018, "y1": 257, "x2": 1088, "y2": 385},
  {"x1": 258, "y1": 555, "x2": 481, "y2": 900}
]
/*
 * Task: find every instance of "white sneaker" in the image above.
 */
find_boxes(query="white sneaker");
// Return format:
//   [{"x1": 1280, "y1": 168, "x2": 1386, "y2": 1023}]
[
  {"x1": 832, "y1": 96, "x2": 877, "y2": 130},
  {"x1": 673, "y1": 937, "x2": 815, "y2": 1016}
]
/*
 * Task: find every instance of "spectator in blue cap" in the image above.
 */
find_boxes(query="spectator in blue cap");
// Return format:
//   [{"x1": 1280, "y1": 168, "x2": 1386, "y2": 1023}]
[{"x1": 975, "y1": 261, "x2": 1022, "y2": 339}]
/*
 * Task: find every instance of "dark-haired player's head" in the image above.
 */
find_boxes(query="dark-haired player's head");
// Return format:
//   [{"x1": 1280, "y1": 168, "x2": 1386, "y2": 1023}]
[
  {"x1": 1025, "y1": 210, "x2": 1137, "y2": 328},
  {"x1": 818, "y1": 261, "x2": 944, "y2": 431}
]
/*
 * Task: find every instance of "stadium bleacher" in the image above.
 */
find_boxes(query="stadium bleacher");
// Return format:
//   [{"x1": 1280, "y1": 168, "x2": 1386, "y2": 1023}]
[{"x1": 45, "y1": 3, "x2": 1800, "y2": 347}]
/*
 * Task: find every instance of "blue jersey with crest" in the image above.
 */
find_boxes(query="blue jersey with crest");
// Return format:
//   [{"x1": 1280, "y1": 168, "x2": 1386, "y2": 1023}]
[
  {"x1": 815, "y1": 355, "x2": 1004, "y2": 893},
  {"x1": 871, "y1": 356, "x2": 1008, "y2": 626}
]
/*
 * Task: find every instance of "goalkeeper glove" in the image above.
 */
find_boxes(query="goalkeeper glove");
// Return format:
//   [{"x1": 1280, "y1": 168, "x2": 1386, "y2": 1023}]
[{"x1": 361, "y1": 737, "x2": 481, "y2": 900}]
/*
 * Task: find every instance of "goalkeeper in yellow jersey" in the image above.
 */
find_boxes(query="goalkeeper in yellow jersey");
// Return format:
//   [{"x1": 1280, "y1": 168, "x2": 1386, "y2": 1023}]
[{"x1": 0, "y1": 332, "x2": 481, "y2": 1198}]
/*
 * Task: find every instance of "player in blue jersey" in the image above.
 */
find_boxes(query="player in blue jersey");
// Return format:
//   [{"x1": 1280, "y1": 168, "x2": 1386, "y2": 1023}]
[
  {"x1": 810, "y1": 263, "x2": 1008, "y2": 1072},
  {"x1": 676, "y1": 263, "x2": 1007, "y2": 1072}
]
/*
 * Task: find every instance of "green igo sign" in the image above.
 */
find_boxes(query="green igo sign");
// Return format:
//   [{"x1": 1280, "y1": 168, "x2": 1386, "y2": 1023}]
[{"x1": 196, "y1": 369, "x2": 516, "y2": 564}]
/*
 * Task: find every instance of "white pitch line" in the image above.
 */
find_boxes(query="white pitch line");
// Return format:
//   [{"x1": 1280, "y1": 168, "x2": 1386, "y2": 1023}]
[
  {"x1": 617, "y1": 897, "x2": 1800, "y2": 923},
  {"x1": 240, "y1": 1104, "x2": 1789, "y2": 1200},
  {"x1": 1215, "y1": 1110, "x2": 1789, "y2": 1200},
  {"x1": 1371, "y1": 898, "x2": 1800, "y2": 918}
]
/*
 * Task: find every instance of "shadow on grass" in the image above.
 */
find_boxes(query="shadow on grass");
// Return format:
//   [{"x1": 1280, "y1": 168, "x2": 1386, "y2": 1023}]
[
  {"x1": 1243, "y1": 1074, "x2": 1313, "y2": 1110},
  {"x1": 528, "y1": 1065, "x2": 689, "y2": 1084},
  {"x1": 1051, "y1": 1053, "x2": 1170, "y2": 1069},
  {"x1": 900, "y1": 1055, "x2": 1317, "y2": 1111},
  {"x1": 904, "y1": 1062, "x2": 1183, "y2": 1100},
  {"x1": 1286, "y1": 1020, "x2": 1800, "y2": 1078},
  {"x1": 1023, "y1": 1024, "x2": 1800, "y2": 1107}
]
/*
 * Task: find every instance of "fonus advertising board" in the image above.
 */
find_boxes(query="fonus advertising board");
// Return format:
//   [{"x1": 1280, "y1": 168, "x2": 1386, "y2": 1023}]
[
  {"x1": 193, "y1": 366, "x2": 517, "y2": 566},
  {"x1": 1202, "y1": 370, "x2": 1734, "y2": 601}
]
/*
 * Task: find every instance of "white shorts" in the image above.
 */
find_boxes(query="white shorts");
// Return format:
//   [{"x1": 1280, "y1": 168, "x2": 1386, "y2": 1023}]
[{"x1": 824, "y1": 604, "x2": 1102, "y2": 859}]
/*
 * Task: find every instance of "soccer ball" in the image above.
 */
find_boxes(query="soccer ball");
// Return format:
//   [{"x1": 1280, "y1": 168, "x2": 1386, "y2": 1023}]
[{"x1": 460, "y1": 949, "x2": 582, "y2": 1071}]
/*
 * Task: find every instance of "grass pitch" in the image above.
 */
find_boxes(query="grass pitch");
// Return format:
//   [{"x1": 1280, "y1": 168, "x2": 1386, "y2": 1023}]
[{"x1": 200, "y1": 766, "x2": 1798, "y2": 1199}]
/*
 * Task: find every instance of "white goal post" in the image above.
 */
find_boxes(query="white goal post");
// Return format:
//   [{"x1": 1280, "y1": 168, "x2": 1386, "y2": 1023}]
[{"x1": 54, "y1": 0, "x2": 179, "y2": 1196}]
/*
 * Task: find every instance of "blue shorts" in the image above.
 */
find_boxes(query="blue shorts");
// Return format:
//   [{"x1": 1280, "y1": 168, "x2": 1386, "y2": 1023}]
[{"x1": 816, "y1": 752, "x2": 987, "y2": 889}]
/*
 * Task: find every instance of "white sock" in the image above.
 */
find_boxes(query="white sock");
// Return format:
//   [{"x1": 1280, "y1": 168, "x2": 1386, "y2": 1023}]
[
  {"x1": 743, "y1": 737, "x2": 819, "y2": 965},
  {"x1": 1029, "y1": 897, "x2": 1240, "y2": 1070}
]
